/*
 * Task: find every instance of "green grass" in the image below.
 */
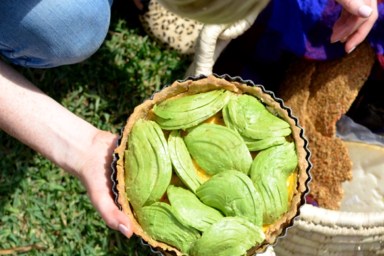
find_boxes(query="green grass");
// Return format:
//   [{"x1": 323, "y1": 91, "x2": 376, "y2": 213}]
[{"x1": 0, "y1": 14, "x2": 191, "y2": 256}]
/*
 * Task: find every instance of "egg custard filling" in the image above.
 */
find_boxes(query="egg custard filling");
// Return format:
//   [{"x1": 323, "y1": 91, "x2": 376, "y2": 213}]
[{"x1": 114, "y1": 75, "x2": 310, "y2": 256}]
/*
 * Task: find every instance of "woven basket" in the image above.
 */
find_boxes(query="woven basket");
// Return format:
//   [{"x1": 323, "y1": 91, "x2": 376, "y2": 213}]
[
  {"x1": 273, "y1": 141, "x2": 384, "y2": 256},
  {"x1": 274, "y1": 204, "x2": 384, "y2": 255}
]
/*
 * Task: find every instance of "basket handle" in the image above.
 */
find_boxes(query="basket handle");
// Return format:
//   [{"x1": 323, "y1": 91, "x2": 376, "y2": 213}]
[{"x1": 186, "y1": 6, "x2": 263, "y2": 76}]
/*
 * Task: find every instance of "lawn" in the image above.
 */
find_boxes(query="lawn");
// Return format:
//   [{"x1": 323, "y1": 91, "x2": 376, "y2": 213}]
[{"x1": 0, "y1": 4, "x2": 191, "y2": 255}]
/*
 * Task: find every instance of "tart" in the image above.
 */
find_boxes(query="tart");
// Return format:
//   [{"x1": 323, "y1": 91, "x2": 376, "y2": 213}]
[{"x1": 112, "y1": 74, "x2": 311, "y2": 255}]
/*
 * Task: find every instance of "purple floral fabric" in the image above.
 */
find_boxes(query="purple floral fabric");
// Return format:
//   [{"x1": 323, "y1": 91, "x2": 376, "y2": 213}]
[{"x1": 252, "y1": 0, "x2": 384, "y2": 66}]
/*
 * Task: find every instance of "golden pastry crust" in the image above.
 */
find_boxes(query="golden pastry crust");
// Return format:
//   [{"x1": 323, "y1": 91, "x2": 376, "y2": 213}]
[{"x1": 113, "y1": 74, "x2": 311, "y2": 255}]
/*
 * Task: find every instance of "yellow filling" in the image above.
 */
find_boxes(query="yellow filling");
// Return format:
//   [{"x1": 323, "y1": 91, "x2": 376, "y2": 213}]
[
  {"x1": 287, "y1": 172, "x2": 297, "y2": 202},
  {"x1": 193, "y1": 161, "x2": 211, "y2": 182}
]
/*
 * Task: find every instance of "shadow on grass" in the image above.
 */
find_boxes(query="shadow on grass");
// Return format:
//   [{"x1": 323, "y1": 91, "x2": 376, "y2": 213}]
[
  {"x1": 0, "y1": 2, "x2": 191, "y2": 254},
  {"x1": 107, "y1": 232, "x2": 155, "y2": 256},
  {"x1": 0, "y1": 135, "x2": 36, "y2": 209}
]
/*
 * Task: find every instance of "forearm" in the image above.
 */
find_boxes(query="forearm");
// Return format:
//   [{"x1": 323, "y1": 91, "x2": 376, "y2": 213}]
[{"x1": 0, "y1": 60, "x2": 99, "y2": 176}]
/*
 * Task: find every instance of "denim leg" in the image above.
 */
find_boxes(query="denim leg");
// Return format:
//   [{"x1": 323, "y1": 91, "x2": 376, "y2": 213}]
[{"x1": 0, "y1": 0, "x2": 113, "y2": 68}]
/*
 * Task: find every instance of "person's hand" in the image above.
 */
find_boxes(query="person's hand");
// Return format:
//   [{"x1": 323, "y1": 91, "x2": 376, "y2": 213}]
[
  {"x1": 77, "y1": 130, "x2": 134, "y2": 238},
  {"x1": 331, "y1": 0, "x2": 378, "y2": 53},
  {"x1": 0, "y1": 60, "x2": 133, "y2": 239}
]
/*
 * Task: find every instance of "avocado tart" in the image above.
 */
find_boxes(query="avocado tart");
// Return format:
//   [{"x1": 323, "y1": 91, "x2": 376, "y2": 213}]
[{"x1": 113, "y1": 74, "x2": 311, "y2": 256}]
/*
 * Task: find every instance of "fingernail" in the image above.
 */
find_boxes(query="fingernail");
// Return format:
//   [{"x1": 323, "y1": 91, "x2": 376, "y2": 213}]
[
  {"x1": 118, "y1": 224, "x2": 132, "y2": 238},
  {"x1": 340, "y1": 36, "x2": 348, "y2": 43},
  {"x1": 347, "y1": 46, "x2": 356, "y2": 54},
  {"x1": 330, "y1": 31, "x2": 345, "y2": 44},
  {"x1": 330, "y1": 37, "x2": 339, "y2": 43},
  {"x1": 330, "y1": 34, "x2": 340, "y2": 43},
  {"x1": 358, "y1": 5, "x2": 373, "y2": 18}
]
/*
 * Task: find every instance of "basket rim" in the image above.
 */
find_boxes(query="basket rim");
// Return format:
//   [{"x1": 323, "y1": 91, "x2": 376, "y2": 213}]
[{"x1": 299, "y1": 204, "x2": 384, "y2": 228}]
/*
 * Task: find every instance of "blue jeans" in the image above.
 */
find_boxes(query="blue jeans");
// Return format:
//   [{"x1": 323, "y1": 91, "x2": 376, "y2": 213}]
[{"x1": 0, "y1": 0, "x2": 113, "y2": 68}]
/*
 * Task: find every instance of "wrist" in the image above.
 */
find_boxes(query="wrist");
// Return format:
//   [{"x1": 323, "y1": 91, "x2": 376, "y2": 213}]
[{"x1": 75, "y1": 130, "x2": 119, "y2": 183}]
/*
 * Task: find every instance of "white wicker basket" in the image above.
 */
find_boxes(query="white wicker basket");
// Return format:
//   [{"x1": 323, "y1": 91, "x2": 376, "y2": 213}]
[
  {"x1": 274, "y1": 141, "x2": 384, "y2": 256},
  {"x1": 274, "y1": 204, "x2": 384, "y2": 255}
]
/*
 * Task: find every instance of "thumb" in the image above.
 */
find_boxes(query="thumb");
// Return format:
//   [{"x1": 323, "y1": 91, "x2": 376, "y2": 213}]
[
  {"x1": 91, "y1": 191, "x2": 134, "y2": 238},
  {"x1": 337, "y1": 0, "x2": 373, "y2": 18}
]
